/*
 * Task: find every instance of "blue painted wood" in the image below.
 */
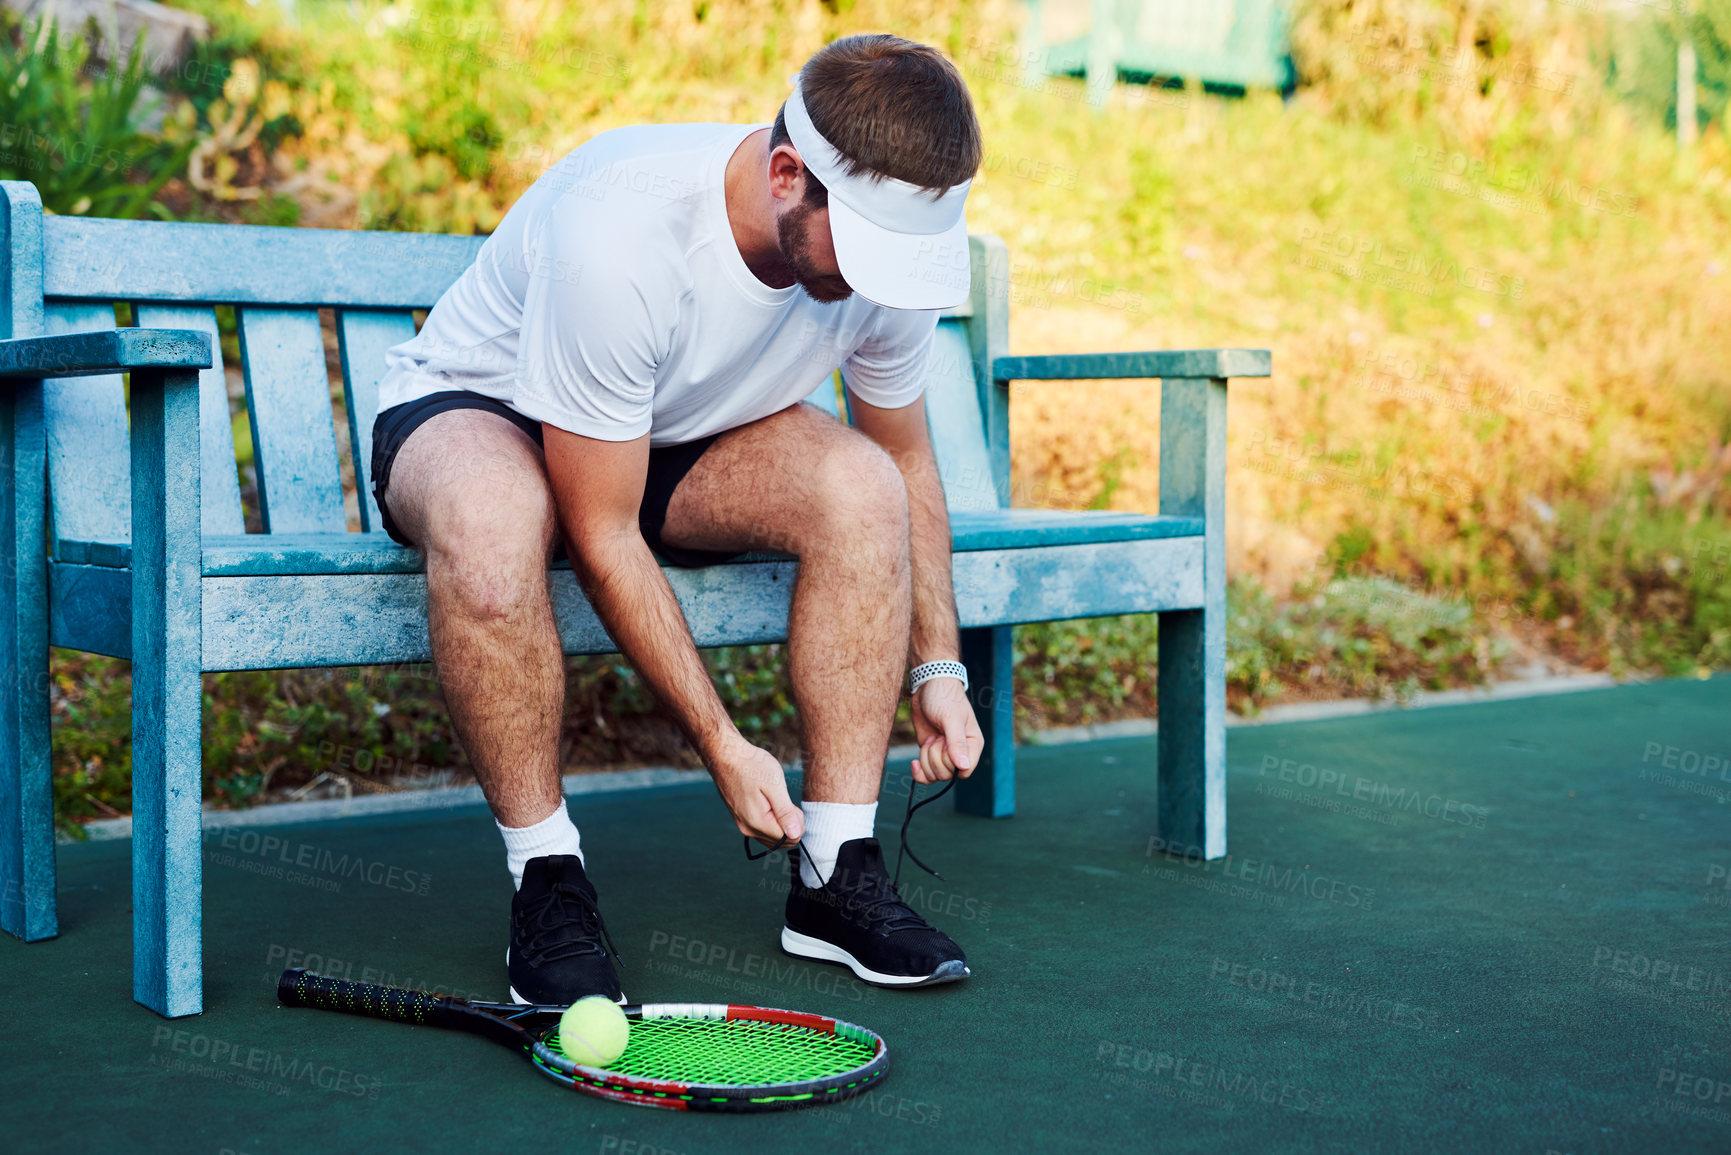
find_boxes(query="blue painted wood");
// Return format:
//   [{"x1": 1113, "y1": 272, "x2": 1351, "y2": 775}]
[
  {"x1": 994, "y1": 349, "x2": 1271, "y2": 381},
  {"x1": 1155, "y1": 376, "x2": 1229, "y2": 861},
  {"x1": 46, "y1": 217, "x2": 487, "y2": 308},
  {"x1": 0, "y1": 326, "x2": 212, "y2": 378},
  {"x1": 237, "y1": 308, "x2": 347, "y2": 534},
  {"x1": 42, "y1": 216, "x2": 981, "y2": 319},
  {"x1": 196, "y1": 537, "x2": 1203, "y2": 671},
  {"x1": 924, "y1": 320, "x2": 1000, "y2": 513},
  {"x1": 336, "y1": 310, "x2": 418, "y2": 534},
  {"x1": 53, "y1": 539, "x2": 130, "y2": 568},
  {"x1": 955, "y1": 625, "x2": 1016, "y2": 817},
  {"x1": 953, "y1": 509, "x2": 1201, "y2": 550},
  {"x1": 48, "y1": 561, "x2": 130, "y2": 659},
  {"x1": 66, "y1": 509, "x2": 1195, "y2": 579},
  {"x1": 952, "y1": 537, "x2": 1203, "y2": 626},
  {"x1": 128, "y1": 367, "x2": 204, "y2": 1017},
  {"x1": 965, "y1": 236, "x2": 1011, "y2": 507},
  {"x1": 40, "y1": 304, "x2": 130, "y2": 544},
  {"x1": 134, "y1": 307, "x2": 245, "y2": 537},
  {"x1": 0, "y1": 179, "x2": 55, "y2": 942},
  {"x1": 802, "y1": 371, "x2": 842, "y2": 418}
]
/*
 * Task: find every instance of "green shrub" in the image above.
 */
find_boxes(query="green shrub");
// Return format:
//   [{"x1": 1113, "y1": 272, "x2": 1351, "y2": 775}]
[{"x1": 0, "y1": 17, "x2": 195, "y2": 218}]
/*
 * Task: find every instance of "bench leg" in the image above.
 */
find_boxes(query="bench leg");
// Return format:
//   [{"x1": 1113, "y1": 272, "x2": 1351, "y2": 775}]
[
  {"x1": 955, "y1": 625, "x2": 1015, "y2": 817},
  {"x1": 131, "y1": 369, "x2": 203, "y2": 1018},
  {"x1": 1156, "y1": 609, "x2": 1225, "y2": 859},
  {"x1": 1157, "y1": 375, "x2": 1227, "y2": 860},
  {"x1": 0, "y1": 380, "x2": 55, "y2": 942}
]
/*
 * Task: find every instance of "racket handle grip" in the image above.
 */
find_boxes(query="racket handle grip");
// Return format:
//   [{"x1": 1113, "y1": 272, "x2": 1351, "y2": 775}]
[{"x1": 277, "y1": 968, "x2": 444, "y2": 1024}]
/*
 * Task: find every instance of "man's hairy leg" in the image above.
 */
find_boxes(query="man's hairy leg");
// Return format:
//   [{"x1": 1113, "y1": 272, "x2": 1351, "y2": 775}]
[
  {"x1": 383, "y1": 409, "x2": 566, "y2": 827},
  {"x1": 660, "y1": 403, "x2": 911, "y2": 806}
]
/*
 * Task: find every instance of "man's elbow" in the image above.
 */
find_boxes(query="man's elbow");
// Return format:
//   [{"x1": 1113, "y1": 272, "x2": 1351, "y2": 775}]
[{"x1": 563, "y1": 518, "x2": 648, "y2": 578}]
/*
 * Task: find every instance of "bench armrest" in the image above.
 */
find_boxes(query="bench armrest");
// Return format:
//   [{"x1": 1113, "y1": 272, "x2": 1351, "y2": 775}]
[
  {"x1": 0, "y1": 328, "x2": 212, "y2": 380},
  {"x1": 992, "y1": 349, "x2": 1270, "y2": 381}
]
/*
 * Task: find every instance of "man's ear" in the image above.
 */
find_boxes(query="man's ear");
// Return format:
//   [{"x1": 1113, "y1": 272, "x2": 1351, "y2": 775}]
[{"x1": 767, "y1": 143, "x2": 805, "y2": 203}]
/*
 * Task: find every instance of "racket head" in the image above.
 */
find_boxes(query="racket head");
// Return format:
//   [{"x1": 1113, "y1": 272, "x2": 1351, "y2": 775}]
[{"x1": 526, "y1": 1002, "x2": 890, "y2": 1112}]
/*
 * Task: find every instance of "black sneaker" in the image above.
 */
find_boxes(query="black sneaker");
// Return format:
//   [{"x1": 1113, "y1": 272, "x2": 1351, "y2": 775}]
[
  {"x1": 508, "y1": 855, "x2": 625, "y2": 1005},
  {"x1": 781, "y1": 838, "x2": 970, "y2": 988}
]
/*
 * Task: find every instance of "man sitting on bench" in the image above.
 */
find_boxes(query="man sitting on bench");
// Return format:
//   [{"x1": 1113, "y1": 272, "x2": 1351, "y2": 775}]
[{"x1": 370, "y1": 34, "x2": 986, "y2": 1003}]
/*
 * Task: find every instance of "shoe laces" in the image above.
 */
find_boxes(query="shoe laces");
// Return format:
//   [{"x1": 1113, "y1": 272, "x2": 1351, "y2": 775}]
[
  {"x1": 740, "y1": 773, "x2": 956, "y2": 932},
  {"x1": 828, "y1": 859, "x2": 931, "y2": 935},
  {"x1": 515, "y1": 881, "x2": 625, "y2": 971}
]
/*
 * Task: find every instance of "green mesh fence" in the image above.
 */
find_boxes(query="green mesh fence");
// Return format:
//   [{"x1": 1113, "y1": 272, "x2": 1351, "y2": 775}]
[{"x1": 546, "y1": 1016, "x2": 877, "y2": 1085}]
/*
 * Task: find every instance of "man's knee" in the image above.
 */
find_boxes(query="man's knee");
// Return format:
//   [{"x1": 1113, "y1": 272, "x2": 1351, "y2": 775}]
[
  {"x1": 807, "y1": 438, "x2": 910, "y2": 552},
  {"x1": 423, "y1": 476, "x2": 557, "y2": 621}
]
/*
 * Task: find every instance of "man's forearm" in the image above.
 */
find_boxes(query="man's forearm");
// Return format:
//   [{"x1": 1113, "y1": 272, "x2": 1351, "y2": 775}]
[
  {"x1": 897, "y1": 449, "x2": 962, "y2": 666},
  {"x1": 568, "y1": 529, "x2": 736, "y2": 759}
]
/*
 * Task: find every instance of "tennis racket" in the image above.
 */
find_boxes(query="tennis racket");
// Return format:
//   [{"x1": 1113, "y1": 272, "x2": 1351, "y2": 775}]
[{"x1": 277, "y1": 968, "x2": 890, "y2": 1112}]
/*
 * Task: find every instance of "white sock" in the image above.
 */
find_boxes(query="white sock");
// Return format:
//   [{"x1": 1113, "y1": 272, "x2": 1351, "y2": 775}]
[
  {"x1": 799, "y1": 801, "x2": 878, "y2": 888},
  {"x1": 497, "y1": 804, "x2": 583, "y2": 890}
]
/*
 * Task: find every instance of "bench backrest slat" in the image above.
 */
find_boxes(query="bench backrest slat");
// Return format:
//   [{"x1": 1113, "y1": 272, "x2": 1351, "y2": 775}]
[
  {"x1": 45, "y1": 217, "x2": 486, "y2": 309},
  {"x1": 237, "y1": 308, "x2": 347, "y2": 533},
  {"x1": 336, "y1": 309, "x2": 418, "y2": 533},
  {"x1": 41, "y1": 301, "x2": 130, "y2": 543},
  {"x1": 133, "y1": 304, "x2": 246, "y2": 536},
  {"x1": 921, "y1": 319, "x2": 1000, "y2": 512}
]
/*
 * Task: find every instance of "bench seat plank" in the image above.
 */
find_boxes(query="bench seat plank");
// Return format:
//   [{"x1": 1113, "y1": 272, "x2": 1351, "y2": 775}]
[
  {"x1": 56, "y1": 510, "x2": 1203, "y2": 576},
  {"x1": 192, "y1": 536, "x2": 1200, "y2": 671},
  {"x1": 49, "y1": 533, "x2": 1204, "y2": 667}
]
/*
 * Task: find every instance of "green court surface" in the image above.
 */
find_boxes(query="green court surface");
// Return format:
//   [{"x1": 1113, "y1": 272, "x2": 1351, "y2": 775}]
[{"x1": 6, "y1": 677, "x2": 1730, "y2": 1153}]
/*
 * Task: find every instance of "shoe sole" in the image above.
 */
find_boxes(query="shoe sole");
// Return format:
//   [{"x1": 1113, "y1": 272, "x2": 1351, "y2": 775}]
[
  {"x1": 779, "y1": 927, "x2": 971, "y2": 988},
  {"x1": 507, "y1": 949, "x2": 626, "y2": 1006}
]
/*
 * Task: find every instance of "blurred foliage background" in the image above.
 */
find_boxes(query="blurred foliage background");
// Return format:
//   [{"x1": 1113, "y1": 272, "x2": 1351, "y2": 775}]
[{"x1": 5, "y1": 0, "x2": 1728, "y2": 831}]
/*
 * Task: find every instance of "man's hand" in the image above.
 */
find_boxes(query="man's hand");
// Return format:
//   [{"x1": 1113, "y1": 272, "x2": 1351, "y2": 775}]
[
  {"x1": 910, "y1": 678, "x2": 985, "y2": 784},
  {"x1": 710, "y1": 734, "x2": 805, "y2": 847}
]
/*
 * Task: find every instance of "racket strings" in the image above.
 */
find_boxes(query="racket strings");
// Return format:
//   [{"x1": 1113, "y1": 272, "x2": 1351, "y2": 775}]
[{"x1": 548, "y1": 1017, "x2": 877, "y2": 1085}]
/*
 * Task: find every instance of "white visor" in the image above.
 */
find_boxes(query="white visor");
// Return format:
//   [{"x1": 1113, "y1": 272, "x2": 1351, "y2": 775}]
[{"x1": 782, "y1": 79, "x2": 972, "y2": 310}]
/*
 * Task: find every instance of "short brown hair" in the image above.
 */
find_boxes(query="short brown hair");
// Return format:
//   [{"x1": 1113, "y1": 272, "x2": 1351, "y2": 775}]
[{"x1": 771, "y1": 34, "x2": 982, "y2": 206}]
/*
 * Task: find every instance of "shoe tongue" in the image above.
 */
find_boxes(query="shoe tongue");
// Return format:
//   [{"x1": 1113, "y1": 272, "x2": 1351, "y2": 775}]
[
  {"x1": 833, "y1": 837, "x2": 886, "y2": 878},
  {"x1": 520, "y1": 854, "x2": 592, "y2": 898}
]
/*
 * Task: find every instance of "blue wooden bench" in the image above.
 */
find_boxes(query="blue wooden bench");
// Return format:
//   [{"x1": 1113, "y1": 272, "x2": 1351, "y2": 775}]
[{"x1": 0, "y1": 178, "x2": 1269, "y2": 1017}]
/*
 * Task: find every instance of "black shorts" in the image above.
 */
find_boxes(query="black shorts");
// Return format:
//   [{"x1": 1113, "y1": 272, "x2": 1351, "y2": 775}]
[{"x1": 370, "y1": 390, "x2": 742, "y2": 569}]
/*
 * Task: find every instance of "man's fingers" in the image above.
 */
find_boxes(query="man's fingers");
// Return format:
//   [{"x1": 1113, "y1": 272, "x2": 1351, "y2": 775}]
[
  {"x1": 941, "y1": 711, "x2": 973, "y2": 772},
  {"x1": 961, "y1": 715, "x2": 985, "y2": 779},
  {"x1": 922, "y1": 736, "x2": 955, "y2": 781},
  {"x1": 911, "y1": 757, "x2": 932, "y2": 785},
  {"x1": 770, "y1": 790, "x2": 805, "y2": 843}
]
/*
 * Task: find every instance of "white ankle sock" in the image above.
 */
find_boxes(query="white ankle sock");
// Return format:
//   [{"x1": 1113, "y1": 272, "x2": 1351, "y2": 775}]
[
  {"x1": 799, "y1": 801, "x2": 877, "y2": 888},
  {"x1": 497, "y1": 804, "x2": 583, "y2": 889}
]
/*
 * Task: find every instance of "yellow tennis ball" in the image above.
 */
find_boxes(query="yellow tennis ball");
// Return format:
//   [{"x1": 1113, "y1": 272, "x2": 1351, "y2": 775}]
[{"x1": 558, "y1": 996, "x2": 630, "y2": 1067}]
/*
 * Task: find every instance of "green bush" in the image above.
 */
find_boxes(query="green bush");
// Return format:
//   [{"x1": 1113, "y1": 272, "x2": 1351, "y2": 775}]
[{"x1": 0, "y1": 17, "x2": 195, "y2": 218}]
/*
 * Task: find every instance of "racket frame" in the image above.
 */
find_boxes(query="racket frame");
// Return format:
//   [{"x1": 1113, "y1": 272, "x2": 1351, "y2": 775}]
[{"x1": 277, "y1": 968, "x2": 890, "y2": 1112}]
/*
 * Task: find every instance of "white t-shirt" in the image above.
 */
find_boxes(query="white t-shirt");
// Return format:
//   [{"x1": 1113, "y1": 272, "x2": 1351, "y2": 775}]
[{"x1": 376, "y1": 122, "x2": 939, "y2": 445}]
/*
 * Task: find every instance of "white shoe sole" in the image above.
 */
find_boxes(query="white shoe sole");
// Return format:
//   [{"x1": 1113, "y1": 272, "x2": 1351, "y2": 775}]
[{"x1": 780, "y1": 927, "x2": 970, "y2": 988}]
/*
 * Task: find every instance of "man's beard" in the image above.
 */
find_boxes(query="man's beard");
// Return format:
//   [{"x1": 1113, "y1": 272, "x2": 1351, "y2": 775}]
[{"x1": 777, "y1": 201, "x2": 853, "y2": 304}]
